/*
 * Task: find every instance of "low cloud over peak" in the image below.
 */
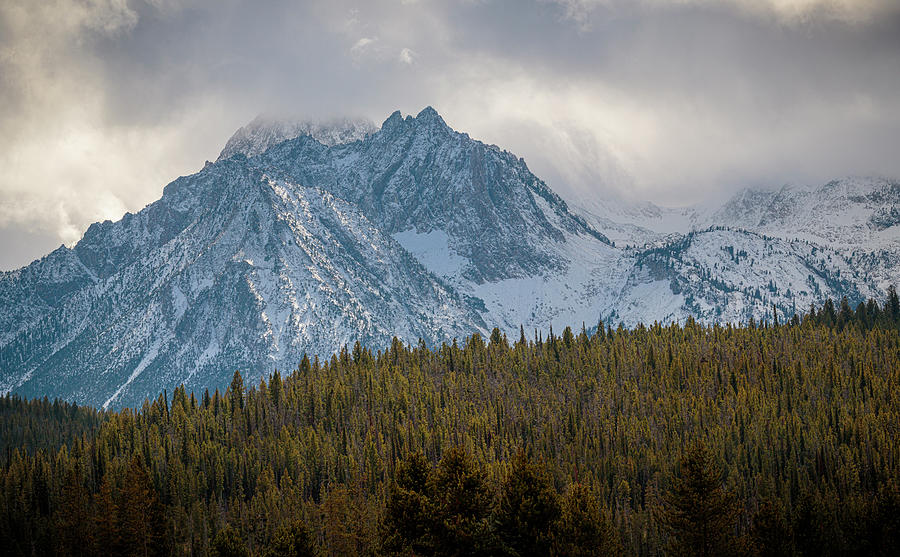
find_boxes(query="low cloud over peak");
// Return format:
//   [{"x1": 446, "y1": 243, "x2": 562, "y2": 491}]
[{"x1": 1, "y1": 0, "x2": 898, "y2": 270}]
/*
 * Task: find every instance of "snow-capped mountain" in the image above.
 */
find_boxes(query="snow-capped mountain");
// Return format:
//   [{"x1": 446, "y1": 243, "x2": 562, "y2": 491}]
[
  {"x1": 0, "y1": 153, "x2": 485, "y2": 408},
  {"x1": 707, "y1": 178, "x2": 900, "y2": 290},
  {"x1": 576, "y1": 176, "x2": 900, "y2": 290},
  {"x1": 255, "y1": 107, "x2": 610, "y2": 283},
  {"x1": 0, "y1": 108, "x2": 889, "y2": 408}
]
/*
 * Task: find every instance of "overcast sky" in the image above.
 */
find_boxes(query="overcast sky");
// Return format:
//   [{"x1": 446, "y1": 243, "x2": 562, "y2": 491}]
[{"x1": 1, "y1": 0, "x2": 899, "y2": 270}]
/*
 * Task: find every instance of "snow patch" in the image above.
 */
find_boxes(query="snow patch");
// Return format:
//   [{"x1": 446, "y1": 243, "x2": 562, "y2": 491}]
[
  {"x1": 393, "y1": 229, "x2": 468, "y2": 280},
  {"x1": 103, "y1": 337, "x2": 164, "y2": 410}
]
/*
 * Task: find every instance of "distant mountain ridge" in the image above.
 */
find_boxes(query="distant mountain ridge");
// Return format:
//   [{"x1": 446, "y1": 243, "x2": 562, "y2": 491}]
[
  {"x1": 0, "y1": 107, "x2": 891, "y2": 408},
  {"x1": 576, "y1": 176, "x2": 900, "y2": 289}
]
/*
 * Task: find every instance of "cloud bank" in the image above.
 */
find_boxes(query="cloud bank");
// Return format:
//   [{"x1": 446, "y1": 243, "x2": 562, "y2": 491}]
[{"x1": 1, "y1": 0, "x2": 898, "y2": 269}]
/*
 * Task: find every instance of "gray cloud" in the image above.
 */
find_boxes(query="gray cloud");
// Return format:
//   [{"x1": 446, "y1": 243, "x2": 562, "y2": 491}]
[{"x1": 1, "y1": 0, "x2": 899, "y2": 269}]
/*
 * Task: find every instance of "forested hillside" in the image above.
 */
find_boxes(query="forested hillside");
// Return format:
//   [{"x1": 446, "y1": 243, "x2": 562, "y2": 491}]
[{"x1": 2, "y1": 294, "x2": 900, "y2": 556}]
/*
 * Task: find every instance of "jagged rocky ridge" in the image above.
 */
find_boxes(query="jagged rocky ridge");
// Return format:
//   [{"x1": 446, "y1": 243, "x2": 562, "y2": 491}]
[{"x1": 0, "y1": 108, "x2": 890, "y2": 408}]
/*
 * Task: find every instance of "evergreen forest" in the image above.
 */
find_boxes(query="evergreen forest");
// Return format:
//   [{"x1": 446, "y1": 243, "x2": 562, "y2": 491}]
[{"x1": 2, "y1": 292, "x2": 900, "y2": 556}]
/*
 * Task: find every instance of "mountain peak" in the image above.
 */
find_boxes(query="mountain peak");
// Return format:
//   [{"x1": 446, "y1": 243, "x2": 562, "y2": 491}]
[
  {"x1": 381, "y1": 110, "x2": 405, "y2": 133},
  {"x1": 416, "y1": 106, "x2": 444, "y2": 124},
  {"x1": 378, "y1": 107, "x2": 448, "y2": 136},
  {"x1": 414, "y1": 106, "x2": 451, "y2": 135},
  {"x1": 218, "y1": 115, "x2": 378, "y2": 160}
]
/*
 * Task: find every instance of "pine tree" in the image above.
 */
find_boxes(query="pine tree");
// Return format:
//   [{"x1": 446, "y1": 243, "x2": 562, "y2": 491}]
[
  {"x1": 887, "y1": 285, "x2": 900, "y2": 324},
  {"x1": 382, "y1": 451, "x2": 433, "y2": 555},
  {"x1": 211, "y1": 525, "x2": 250, "y2": 557},
  {"x1": 837, "y1": 297, "x2": 854, "y2": 330},
  {"x1": 265, "y1": 519, "x2": 315, "y2": 557},
  {"x1": 269, "y1": 370, "x2": 284, "y2": 408},
  {"x1": 496, "y1": 450, "x2": 559, "y2": 556},
  {"x1": 491, "y1": 327, "x2": 504, "y2": 347},
  {"x1": 429, "y1": 446, "x2": 496, "y2": 556},
  {"x1": 56, "y1": 466, "x2": 93, "y2": 556},
  {"x1": 94, "y1": 471, "x2": 120, "y2": 555},
  {"x1": 322, "y1": 486, "x2": 375, "y2": 556},
  {"x1": 821, "y1": 299, "x2": 837, "y2": 327},
  {"x1": 228, "y1": 371, "x2": 245, "y2": 411},
  {"x1": 750, "y1": 499, "x2": 792, "y2": 557},
  {"x1": 655, "y1": 442, "x2": 744, "y2": 557},
  {"x1": 119, "y1": 456, "x2": 166, "y2": 557},
  {"x1": 562, "y1": 326, "x2": 575, "y2": 350},
  {"x1": 553, "y1": 483, "x2": 620, "y2": 557}
]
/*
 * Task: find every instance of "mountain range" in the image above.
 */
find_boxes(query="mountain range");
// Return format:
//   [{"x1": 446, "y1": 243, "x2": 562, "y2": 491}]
[{"x1": 1, "y1": 107, "x2": 894, "y2": 408}]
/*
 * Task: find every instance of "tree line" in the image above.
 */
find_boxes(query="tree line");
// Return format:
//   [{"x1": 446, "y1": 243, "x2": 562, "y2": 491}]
[{"x1": 1, "y1": 293, "x2": 899, "y2": 555}]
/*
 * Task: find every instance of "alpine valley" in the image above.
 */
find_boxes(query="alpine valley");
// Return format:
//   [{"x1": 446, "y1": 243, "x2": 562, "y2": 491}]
[{"x1": 1, "y1": 107, "x2": 895, "y2": 408}]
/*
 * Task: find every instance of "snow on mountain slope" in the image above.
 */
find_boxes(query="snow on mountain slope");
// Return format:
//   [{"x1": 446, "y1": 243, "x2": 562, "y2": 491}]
[
  {"x1": 218, "y1": 115, "x2": 378, "y2": 160},
  {"x1": 258, "y1": 107, "x2": 611, "y2": 283},
  {"x1": 0, "y1": 156, "x2": 485, "y2": 408},
  {"x1": 615, "y1": 228, "x2": 873, "y2": 325},
  {"x1": 708, "y1": 178, "x2": 899, "y2": 246},
  {"x1": 0, "y1": 246, "x2": 97, "y2": 345},
  {"x1": 573, "y1": 194, "x2": 714, "y2": 249},
  {"x1": 0, "y1": 108, "x2": 890, "y2": 408},
  {"x1": 707, "y1": 178, "x2": 900, "y2": 289},
  {"x1": 575, "y1": 177, "x2": 900, "y2": 289},
  {"x1": 394, "y1": 192, "x2": 625, "y2": 334}
]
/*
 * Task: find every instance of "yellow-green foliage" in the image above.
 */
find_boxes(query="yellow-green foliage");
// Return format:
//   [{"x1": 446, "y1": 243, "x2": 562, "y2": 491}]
[{"x1": 1, "y1": 313, "x2": 899, "y2": 555}]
